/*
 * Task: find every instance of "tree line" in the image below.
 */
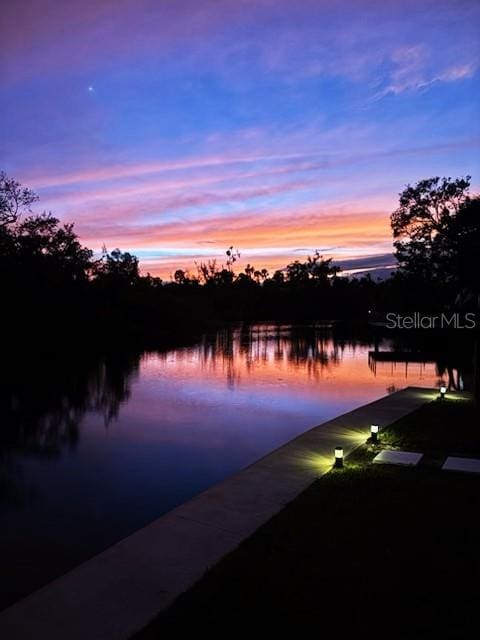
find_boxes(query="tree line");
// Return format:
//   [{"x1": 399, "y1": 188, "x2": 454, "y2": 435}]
[{"x1": 0, "y1": 171, "x2": 478, "y2": 349}]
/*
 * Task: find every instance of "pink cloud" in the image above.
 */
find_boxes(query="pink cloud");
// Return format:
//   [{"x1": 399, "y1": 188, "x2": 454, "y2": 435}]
[{"x1": 375, "y1": 44, "x2": 477, "y2": 98}]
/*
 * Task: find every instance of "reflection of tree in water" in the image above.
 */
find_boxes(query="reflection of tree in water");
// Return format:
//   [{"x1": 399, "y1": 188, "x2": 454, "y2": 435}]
[
  {"x1": 436, "y1": 362, "x2": 464, "y2": 391},
  {"x1": 87, "y1": 354, "x2": 140, "y2": 425},
  {"x1": 368, "y1": 330, "x2": 473, "y2": 391},
  {"x1": 191, "y1": 324, "x2": 472, "y2": 390},
  {"x1": 198, "y1": 327, "x2": 240, "y2": 390},
  {"x1": 188, "y1": 323, "x2": 373, "y2": 387},
  {"x1": 0, "y1": 351, "x2": 140, "y2": 506},
  {"x1": 0, "y1": 351, "x2": 140, "y2": 458}
]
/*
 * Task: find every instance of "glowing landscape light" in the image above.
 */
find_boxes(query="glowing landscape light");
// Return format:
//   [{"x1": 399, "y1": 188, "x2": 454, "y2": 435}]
[
  {"x1": 370, "y1": 424, "x2": 379, "y2": 444},
  {"x1": 439, "y1": 385, "x2": 447, "y2": 399},
  {"x1": 334, "y1": 446, "x2": 344, "y2": 468}
]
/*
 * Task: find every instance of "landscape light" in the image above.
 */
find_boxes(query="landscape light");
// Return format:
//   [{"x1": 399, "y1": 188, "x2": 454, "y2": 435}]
[
  {"x1": 370, "y1": 424, "x2": 379, "y2": 444},
  {"x1": 440, "y1": 385, "x2": 447, "y2": 399},
  {"x1": 334, "y1": 447, "x2": 344, "y2": 468}
]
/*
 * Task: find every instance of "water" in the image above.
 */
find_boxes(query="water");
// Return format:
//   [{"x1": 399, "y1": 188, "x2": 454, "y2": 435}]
[{"x1": 0, "y1": 324, "x2": 451, "y2": 609}]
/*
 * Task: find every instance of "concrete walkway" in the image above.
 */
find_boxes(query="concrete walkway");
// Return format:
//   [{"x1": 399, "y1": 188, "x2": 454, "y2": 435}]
[{"x1": 0, "y1": 386, "x2": 436, "y2": 640}]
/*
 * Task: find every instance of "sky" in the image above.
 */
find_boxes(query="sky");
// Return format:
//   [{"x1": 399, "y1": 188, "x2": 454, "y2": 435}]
[{"x1": 1, "y1": 0, "x2": 479, "y2": 278}]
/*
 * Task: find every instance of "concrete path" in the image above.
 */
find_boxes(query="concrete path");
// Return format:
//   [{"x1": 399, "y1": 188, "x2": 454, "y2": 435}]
[{"x1": 0, "y1": 386, "x2": 436, "y2": 640}]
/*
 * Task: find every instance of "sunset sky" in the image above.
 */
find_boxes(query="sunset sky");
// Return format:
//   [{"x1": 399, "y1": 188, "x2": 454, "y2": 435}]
[{"x1": 1, "y1": 0, "x2": 479, "y2": 278}]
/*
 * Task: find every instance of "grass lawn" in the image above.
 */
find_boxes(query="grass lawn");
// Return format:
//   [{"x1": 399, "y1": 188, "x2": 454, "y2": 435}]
[{"x1": 134, "y1": 395, "x2": 480, "y2": 638}]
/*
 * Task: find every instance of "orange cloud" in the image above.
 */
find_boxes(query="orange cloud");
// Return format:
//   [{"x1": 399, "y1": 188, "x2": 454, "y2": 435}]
[{"x1": 75, "y1": 200, "x2": 393, "y2": 277}]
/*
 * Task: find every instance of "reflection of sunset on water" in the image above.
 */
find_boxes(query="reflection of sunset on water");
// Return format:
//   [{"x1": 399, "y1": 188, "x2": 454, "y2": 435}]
[
  {"x1": 119, "y1": 324, "x2": 450, "y2": 452},
  {"x1": 140, "y1": 324, "x2": 443, "y2": 395},
  {"x1": 0, "y1": 324, "x2": 461, "y2": 610}
]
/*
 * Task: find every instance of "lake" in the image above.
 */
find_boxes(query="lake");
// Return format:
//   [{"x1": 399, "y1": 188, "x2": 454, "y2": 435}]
[{"x1": 0, "y1": 324, "x2": 453, "y2": 610}]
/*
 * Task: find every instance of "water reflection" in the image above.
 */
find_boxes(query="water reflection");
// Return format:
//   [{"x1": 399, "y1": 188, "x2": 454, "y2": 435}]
[
  {"x1": 0, "y1": 325, "x2": 465, "y2": 484},
  {"x1": 191, "y1": 324, "x2": 346, "y2": 388},
  {"x1": 0, "y1": 352, "x2": 140, "y2": 459},
  {"x1": 0, "y1": 324, "x2": 467, "y2": 610},
  {"x1": 0, "y1": 352, "x2": 141, "y2": 512}
]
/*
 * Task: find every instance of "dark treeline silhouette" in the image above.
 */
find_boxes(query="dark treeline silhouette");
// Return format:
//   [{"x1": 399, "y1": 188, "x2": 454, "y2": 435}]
[{"x1": 1, "y1": 171, "x2": 479, "y2": 351}]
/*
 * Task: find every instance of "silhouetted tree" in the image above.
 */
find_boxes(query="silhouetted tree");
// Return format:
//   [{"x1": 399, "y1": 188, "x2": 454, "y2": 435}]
[
  {"x1": 225, "y1": 246, "x2": 240, "y2": 270},
  {"x1": 174, "y1": 269, "x2": 187, "y2": 284},
  {"x1": 95, "y1": 247, "x2": 139, "y2": 285},
  {"x1": 195, "y1": 259, "x2": 219, "y2": 284},
  {"x1": 285, "y1": 251, "x2": 339, "y2": 283},
  {"x1": 0, "y1": 171, "x2": 38, "y2": 227},
  {"x1": 308, "y1": 252, "x2": 340, "y2": 282},
  {"x1": 172, "y1": 269, "x2": 198, "y2": 286},
  {"x1": 391, "y1": 179, "x2": 479, "y2": 402},
  {"x1": 391, "y1": 176, "x2": 471, "y2": 281},
  {"x1": 285, "y1": 260, "x2": 310, "y2": 282},
  {"x1": 16, "y1": 214, "x2": 93, "y2": 281},
  {"x1": 244, "y1": 263, "x2": 255, "y2": 279},
  {"x1": 272, "y1": 269, "x2": 285, "y2": 283},
  {"x1": 448, "y1": 197, "x2": 480, "y2": 300}
]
